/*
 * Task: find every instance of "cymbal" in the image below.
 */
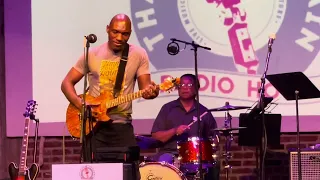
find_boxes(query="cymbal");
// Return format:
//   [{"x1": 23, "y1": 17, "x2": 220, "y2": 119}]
[
  {"x1": 208, "y1": 102, "x2": 250, "y2": 112},
  {"x1": 213, "y1": 127, "x2": 247, "y2": 132},
  {"x1": 135, "y1": 135, "x2": 161, "y2": 149}
]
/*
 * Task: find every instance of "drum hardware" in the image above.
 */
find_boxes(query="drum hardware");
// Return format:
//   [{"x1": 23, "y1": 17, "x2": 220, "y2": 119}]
[
  {"x1": 212, "y1": 102, "x2": 249, "y2": 180},
  {"x1": 224, "y1": 111, "x2": 233, "y2": 180},
  {"x1": 173, "y1": 154, "x2": 181, "y2": 168},
  {"x1": 207, "y1": 102, "x2": 251, "y2": 112},
  {"x1": 214, "y1": 126, "x2": 247, "y2": 180}
]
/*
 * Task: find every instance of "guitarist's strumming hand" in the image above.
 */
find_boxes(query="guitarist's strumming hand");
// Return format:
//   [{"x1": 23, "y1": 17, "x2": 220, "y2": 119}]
[{"x1": 142, "y1": 81, "x2": 159, "y2": 99}]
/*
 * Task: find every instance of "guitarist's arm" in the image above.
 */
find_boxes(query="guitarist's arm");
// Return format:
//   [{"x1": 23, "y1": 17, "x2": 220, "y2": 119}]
[
  {"x1": 138, "y1": 74, "x2": 159, "y2": 99},
  {"x1": 61, "y1": 67, "x2": 84, "y2": 110},
  {"x1": 136, "y1": 49, "x2": 159, "y2": 99}
]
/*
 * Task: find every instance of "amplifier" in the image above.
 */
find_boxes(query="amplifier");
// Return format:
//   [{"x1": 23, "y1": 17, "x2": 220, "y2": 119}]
[{"x1": 290, "y1": 150, "x2": 320, "y2": 180}]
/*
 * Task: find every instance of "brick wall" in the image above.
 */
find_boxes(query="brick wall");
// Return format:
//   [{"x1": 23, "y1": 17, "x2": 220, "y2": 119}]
[{"x1": 26, "y1": 133, "x2": 320, "y2": 180}]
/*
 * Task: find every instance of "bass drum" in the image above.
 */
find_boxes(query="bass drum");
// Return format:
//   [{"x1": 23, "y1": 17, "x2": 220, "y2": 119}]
[{"x1": 139, "y1": 162, "x2": 187, "y2": 180}]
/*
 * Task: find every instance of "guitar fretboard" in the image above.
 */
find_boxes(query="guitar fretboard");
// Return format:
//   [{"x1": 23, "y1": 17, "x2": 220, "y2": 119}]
[
  {"x1": 18, "y1": 117, "x2": 30, "y2": 174},
  {"x1": 106, "y1": 90, "x2": 144, "y2": 108}
]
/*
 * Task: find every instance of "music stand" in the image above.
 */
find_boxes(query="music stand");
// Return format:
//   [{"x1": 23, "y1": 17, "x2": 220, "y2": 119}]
[
  {"x1": 248, "y1": 97, "x2": 274, "y2": 117},
  {"x1": 266, "y1": 71, "x2": 320, "y2": 180},
  {"x1": 239, "y1": 112, "x2": 281, "y2": 179},
  {"x1": 238, "y1": 113, "x2": 281, "y2": 147}
]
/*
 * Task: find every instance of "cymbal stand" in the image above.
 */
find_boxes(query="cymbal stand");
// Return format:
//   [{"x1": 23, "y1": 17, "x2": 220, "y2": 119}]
[{"x1": 222, "y1": 111, "x2": 233, "y2": 180}]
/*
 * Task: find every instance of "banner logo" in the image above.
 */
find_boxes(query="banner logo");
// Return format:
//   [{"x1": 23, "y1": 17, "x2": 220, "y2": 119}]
[{"x1": 131, "y1": 0, "x2": 320, "y2": 112}]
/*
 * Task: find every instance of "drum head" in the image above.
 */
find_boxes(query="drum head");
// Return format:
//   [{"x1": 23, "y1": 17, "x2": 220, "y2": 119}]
[{"x1": 139, "y1": 162, "x2": 186, "y2": 180}]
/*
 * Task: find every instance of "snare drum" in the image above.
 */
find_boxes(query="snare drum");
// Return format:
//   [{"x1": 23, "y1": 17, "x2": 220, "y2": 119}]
[
  {"x1": 139, "y1": 162, "x2": 187, "y2": 180},
  {"x1": 177, "y1": 136, "x2": 218, "y2": 164}
]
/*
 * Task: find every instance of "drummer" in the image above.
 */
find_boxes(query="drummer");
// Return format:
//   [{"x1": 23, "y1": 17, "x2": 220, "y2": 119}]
[{"x1": 151, "y1": 73, "x2": 218, "y2": 163}]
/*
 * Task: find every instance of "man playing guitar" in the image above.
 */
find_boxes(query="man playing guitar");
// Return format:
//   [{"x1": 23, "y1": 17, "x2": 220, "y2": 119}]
[{"x1": 61, "y1": 13, "x2": 159, "y2": 180}]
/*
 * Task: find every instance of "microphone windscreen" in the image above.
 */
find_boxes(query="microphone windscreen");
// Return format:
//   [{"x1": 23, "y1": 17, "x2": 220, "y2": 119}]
[
  {"x1": 167, "y1": 42, "x2": 179, "y2": 55},
  {"x1": 87, "y1": 34, "x2": 97, "y2": 43}
]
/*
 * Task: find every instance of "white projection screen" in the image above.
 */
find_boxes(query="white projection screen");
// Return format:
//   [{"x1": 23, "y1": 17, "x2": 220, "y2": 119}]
[{"x1": 5, "y1": 0, "x2": 320, "y2": 137}]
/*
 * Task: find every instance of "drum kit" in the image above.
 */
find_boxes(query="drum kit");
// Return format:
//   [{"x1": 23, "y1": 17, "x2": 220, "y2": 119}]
[{"x1": 136, "y1": 102, "x2": 251, "y2": 180}]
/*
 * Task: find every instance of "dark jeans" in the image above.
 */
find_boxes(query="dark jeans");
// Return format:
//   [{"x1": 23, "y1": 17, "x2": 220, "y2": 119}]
[{"x1": 83, "y1": 122, "x2": 140, "y2": 180}]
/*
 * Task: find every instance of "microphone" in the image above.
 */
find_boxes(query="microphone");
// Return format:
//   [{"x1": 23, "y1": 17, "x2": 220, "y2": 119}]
[
  {"x1": 85, "y1": 34, "x2": 97, "y2": 43},
  {"x1": 268, "y1": 34, "x2": 276, "y2": 49},
  {"x1": 167, "y1": 41, "x2": 179, "y2": 55}
]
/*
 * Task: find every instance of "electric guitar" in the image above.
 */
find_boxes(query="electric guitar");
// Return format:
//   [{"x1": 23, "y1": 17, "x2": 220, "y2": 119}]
[
  {"x1": 66, "y1": 76, "x2": 180, "y2": 138},
  {"x1": 8, "y1": 100, "x2": 40, "y2": 180}
]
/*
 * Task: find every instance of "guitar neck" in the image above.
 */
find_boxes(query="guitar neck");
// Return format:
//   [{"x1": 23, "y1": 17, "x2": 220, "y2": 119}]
[
  {"x1": 18, "y1": 117, "x2": 31, "y2": 175},
  {"x1": 106, "y1": 90, "x2": 144, "y2": 109}
]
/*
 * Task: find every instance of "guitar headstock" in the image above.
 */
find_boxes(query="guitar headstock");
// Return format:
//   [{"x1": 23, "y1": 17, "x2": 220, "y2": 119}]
[
  {"x1": 159, "y1": 77, "x2": 181, "y2": 92},
  {"x1": 23, "y1": 100, "x2": 37, "y2": 120}
]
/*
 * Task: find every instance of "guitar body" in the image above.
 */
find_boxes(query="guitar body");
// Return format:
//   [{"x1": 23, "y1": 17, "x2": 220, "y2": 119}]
[
  {"x1": 66, "y1": 90, "x2": 114, "y2": 138},
  {"x1": 8, "y1": 162, "x2": 39, "y2": 180},
  {"x1": 66, "y1": 77, "x2": 180, "y2": 138}
]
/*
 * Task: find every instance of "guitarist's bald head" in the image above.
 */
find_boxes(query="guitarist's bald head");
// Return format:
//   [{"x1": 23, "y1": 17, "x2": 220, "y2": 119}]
[{"x1": 109, "y1": 14, "x2": 132, "y2": 30}]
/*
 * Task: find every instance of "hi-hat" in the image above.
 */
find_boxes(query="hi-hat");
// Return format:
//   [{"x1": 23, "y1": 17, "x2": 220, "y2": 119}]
[{"x1": 208, "y1": 102, "x2": 250, "y2": 112}]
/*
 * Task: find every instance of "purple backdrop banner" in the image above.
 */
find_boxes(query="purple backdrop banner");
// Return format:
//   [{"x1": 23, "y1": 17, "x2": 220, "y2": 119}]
[{"x1": 5, "y1": 0, "x2": 320, "y2": 137}]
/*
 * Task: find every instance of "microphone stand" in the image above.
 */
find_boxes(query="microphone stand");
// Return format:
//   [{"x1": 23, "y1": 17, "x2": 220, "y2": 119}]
[
  {"x1": 258, "y1": 43, "x2": 273, "y2": 180},
  {"x1": 28, "y1": 109, "x2": 39, "y2": 164},
  {"x1": 170, "y1": 38, "x2": 211, "y2": 180},
  {"x1": 33, "y1": 118, "x2": 40, "y2": 164},
  {"x1": 80, "y1": 37, "x2": 92, "y2": 162}
]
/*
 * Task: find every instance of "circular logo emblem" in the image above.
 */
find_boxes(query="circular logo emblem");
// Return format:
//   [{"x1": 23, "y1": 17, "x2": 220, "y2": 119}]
[
  {"x1": 177, "y1": 0, "x2": 286, "y2": 57},
  {"x1": 80, "y1": 165, "x2": 95, "y2": 179},
  {"x1": 131, "y1": 0, "x2": 319, "y2": 75}
]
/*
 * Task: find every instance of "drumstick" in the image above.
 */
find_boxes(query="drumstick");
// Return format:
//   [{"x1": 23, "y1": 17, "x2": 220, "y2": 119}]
[{"x1": 188, "y1": 111, "x2": 208, "y2": 127}]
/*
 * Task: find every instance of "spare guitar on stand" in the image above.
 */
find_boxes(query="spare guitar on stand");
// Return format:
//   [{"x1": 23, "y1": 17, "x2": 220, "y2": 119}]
[{"x1": 8, "y1": 100, "x2": 40, "y2": 180}]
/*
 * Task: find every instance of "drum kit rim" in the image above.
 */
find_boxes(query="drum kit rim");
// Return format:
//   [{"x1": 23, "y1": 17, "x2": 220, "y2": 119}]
[
  {"x1": 139, "y1": 161, "x2": 188, "y2": 180},
  {"x1": 137, "y1": 101, "x2": 250, "y2": 180}
]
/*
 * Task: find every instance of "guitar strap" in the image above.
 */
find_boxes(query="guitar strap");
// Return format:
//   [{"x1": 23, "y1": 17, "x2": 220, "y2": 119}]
[{"x1": 113, "y1": 43, "x2": 129, "y2": 98}]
